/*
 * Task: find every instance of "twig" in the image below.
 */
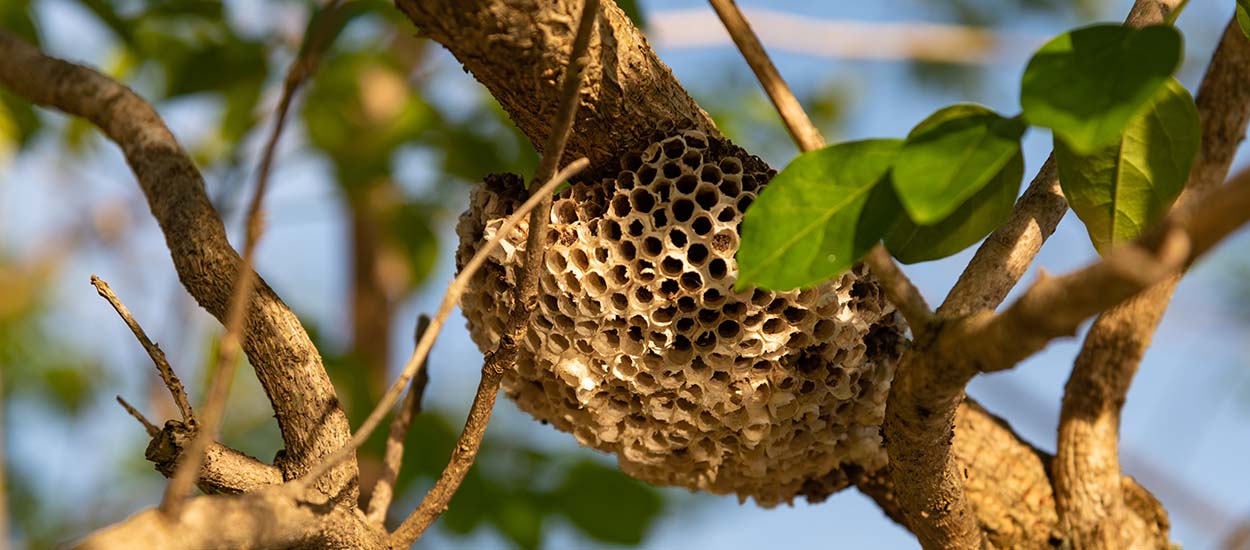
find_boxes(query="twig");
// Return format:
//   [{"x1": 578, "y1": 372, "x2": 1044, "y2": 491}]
[
  {"x1": 91, "y1": 275, "x2": 194, "y2": 423},
  {"x1": 385, "y1": 2, "x2": 599, "y2": 544},
  {"x1": 116, "y1": 395, "x2": 161, "y2": 436},
  {"x1": 291, "y1": 157, "x2": 590, "y2": 490},
  {"x1": 707, "y1": 0, "x2": 934, "y2": 333},
  {"x1": 161, "y1": 0, "x2": 344, "y2": 516},
  {"x1": 971, "y1": 164, "x2": 1250, "y2": 373},
  {"x1": 0, "y1": 30, "x2": 357, "y2": 505},
  {"x1": 938, "y1": 157, "x2": 1063, "y2": 317},
  {"x1": 863, "y1": 247, "x2": 934, "y2": 333},
  {"x1": 1053, "y1": 18, "x2": 1250, "y2": 547},
  {"x1": 366, "y1": 315, "x2": 432, "y2": 524}
]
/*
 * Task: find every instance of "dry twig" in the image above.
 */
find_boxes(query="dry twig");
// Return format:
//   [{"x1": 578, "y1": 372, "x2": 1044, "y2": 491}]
[
  {"x1": 161, "y1": 0, "x2": 346, "y2": 515},
  {"x1": 91, "y1": 275, "x2": 194, "y2": 422},
  {"x1": 366, "y1": 315, "x2": 433, "y2": 524},
  {"x1": 386, "y1": 1, "x2": 601, "y2": 544},
  {"x1": 116, "y1": 395, "x2": 161, "y2": 437}
]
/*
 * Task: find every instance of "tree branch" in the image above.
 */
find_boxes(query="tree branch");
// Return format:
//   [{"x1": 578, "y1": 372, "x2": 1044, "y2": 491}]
[
  {"x1": 0, "y1": 31, "x2": 357, "y2": 499},
  {"x1": 1054, "y1": 18, "x2": 1250, "y2": 548},
  {"x1": 365, "y1": 315, "x2": 432, "y2": 524},
  {"x1": 75, "y1": 485, "x2": 387, "y2": 550},
  {"x1": 881, "y1": 1, "x2": 1184, "y2": 546},
  {"x1": 388, "y1": 2, "x2": 599, "y2": 545},
  {"x1": 940, "y1": 0, "x2": 1184, "y2": 318},
  {"x1": 394, "y1": 0, "x2": 716, "y2": 173},
  {"x1": 91, "y1": 276, "x2": 194, "y2": 423},
  {"x1": 706, "y1": 0, "x2": 934, "y2": 333},
  {"x1": 115, "y1": 395, "x2": 161, "y2": 436},
  {"x1": 143, "y1": 420, "x2": 285, "y2": 495},
  {"x1": 161, "y1": 0, "x2": 347, "y2": 515}
]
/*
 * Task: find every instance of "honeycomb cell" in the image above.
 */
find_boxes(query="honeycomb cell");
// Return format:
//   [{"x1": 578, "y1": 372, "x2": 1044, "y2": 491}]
[{"x1": 455, "y1": 131, "x2": 903, "y2": 506}]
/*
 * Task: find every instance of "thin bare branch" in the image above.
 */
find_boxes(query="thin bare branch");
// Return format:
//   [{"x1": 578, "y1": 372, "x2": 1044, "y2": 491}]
[
  {"x1": 116, "y1": 395, "x2": 161, "y2": 436},
  {"x1": 708, "y1": 0, "x2": 822, "y2": 150},
  {"x1": 366, "y1": 315, "x2": 433, "y2": 524},
  {"x1": 972, "y1": 164, "x2": 1250, "y2": 373},
  {"x1": 1054, "y1": 18, "x2": 1250, "y2": 548},
  {"x1": 385, "y1": 2, "x2": 599, "y2": 544},
  {"x1": 0, "y1": 31, "x2": 356, "y2": 505},
  {"x1": 161, "y1": 0, "x2": 345, "y2": 516},
  {"x1": 707, "y1": 0, "x2": 934, "y2": 333},
  {"x1": 940, "y1": 0, "x2": 1185, "y2": 317},
  {"x1": 91, "y1": 276, "x2": 194, "y2": 422},
  {"x1": 293, "y1": 157, "x2": 591, "y2": 490},
  {"x1": 939, "y1": 157, "x2": 1063, "y2": 317},
  {"x1": 863, "y1": 246, "x2": 935, "y2": 332}
]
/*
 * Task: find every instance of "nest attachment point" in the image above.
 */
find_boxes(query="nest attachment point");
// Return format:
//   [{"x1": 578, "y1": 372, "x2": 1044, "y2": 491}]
[{"x1": 455, "y1": 129, "x2": 905, "y2": 506}]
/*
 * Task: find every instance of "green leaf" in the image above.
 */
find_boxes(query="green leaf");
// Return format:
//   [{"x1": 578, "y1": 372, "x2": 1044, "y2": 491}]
[
  {"x1": 1021, "y1": 24, "x2": 1182, "y2": 153},
  {"x1": 0, "y1": 89, "x2": 41, "y2": 152},
  {"x1": 1238, "y1": 0, "x2": 1250, "y2": 38},
  {"x1": 891, "y1": 104, "x2": 1025, "y2": 224},
  {"x1": 0, "y1": 0, "x2": 40, "y2": 46},
  {"x1": 553, "y1": 461, "x2": 662, "y2": 545},
  {"x1": 885, "y1": 152, "x2": 1023, "y2": 263},
  {"x1": 1054, "y1": 78, "x2": 1199, "y2": 254},
  {"x1": 736, "y1": 139, "x2": 903, "y2": 291},
  {"x1": 617, "y1": 0, "x2": 646, "y2": 28}
]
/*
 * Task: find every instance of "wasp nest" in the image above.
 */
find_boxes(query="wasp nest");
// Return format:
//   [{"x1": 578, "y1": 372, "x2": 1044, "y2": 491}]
[{"x1": 455, "y1": 130, "x2": 904, "y2": 505}]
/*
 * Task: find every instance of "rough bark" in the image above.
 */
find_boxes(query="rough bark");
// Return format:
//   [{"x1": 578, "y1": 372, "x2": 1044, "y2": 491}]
[
  {"x1": 1054, "y1": 19, "x2": 1250, "y2": 549},
  {"x1": 145, "y1": 421, "x2": 285, "y2": 495},
  {"x1": 76, "y1": 486, "x2": 387, "y2": 550},
  {"x1": 389, "y1": 1, "x2": 1087, "y2": 546},
  {"x1": 394, "y1": 0, "x2": 716, "y2": 174},
  {"x1": 0, "y1": 31, "x2": 358, "y2": 502}
]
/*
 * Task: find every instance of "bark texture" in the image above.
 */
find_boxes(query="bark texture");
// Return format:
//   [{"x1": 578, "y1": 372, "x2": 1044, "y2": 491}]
[
  {"x1": 1054, "y1": 19, "x2": 1250, "y2": 549},
  {"x1": 394, "y1": 0, "x2": 717, "y2": 173},
  {"x1": 387, "y1": 2, "x2": 1148, "y2": 547},
  {"x1": 0, "y1": 32, "x2": 358, "y2": 502}
]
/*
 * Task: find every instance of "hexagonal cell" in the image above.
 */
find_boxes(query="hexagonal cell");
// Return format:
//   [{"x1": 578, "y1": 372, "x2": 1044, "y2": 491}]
[{"x1": 454, "y1": 130, "x2": 903, "y2": 506}]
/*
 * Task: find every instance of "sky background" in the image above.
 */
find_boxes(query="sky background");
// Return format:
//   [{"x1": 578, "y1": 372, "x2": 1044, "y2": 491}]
[{"x1": 3, "y1": 0, "x2": 1249, "y2": 548}]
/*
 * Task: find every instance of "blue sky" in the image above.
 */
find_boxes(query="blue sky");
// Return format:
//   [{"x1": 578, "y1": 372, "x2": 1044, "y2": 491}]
[{"x1": 3, "y1": 0, "x2": 1249, "y2": 548}]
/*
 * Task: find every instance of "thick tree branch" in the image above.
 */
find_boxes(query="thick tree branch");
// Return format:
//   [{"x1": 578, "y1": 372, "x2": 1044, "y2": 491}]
[
  {"x1": 394, "y1": 0, "x2": 716, "y2": 173},
  {"x1": 1055, "y1": 18, "x2": 1250, "y2": 548},
  {"x1": 0, "y1": 31, "x2": 357, "y2": 499},
  {"x1": 163, "y1": 0, "x2": 347, "y2": 515},
  {"x1": 75, "y1": 485, "x2": 387, "y2": 550},
  {"x1": 879, "y1": 2, "x2": 1186, "y2": 547},
  {"x1": 144, "y1": 420, "x2": 285, "y2": 495}
]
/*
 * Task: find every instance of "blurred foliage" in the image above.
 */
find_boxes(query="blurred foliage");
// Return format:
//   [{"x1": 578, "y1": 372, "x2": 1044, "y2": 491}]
[{"x1": 0, "y1": 0, "x2": 1108, "y2": 548}]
